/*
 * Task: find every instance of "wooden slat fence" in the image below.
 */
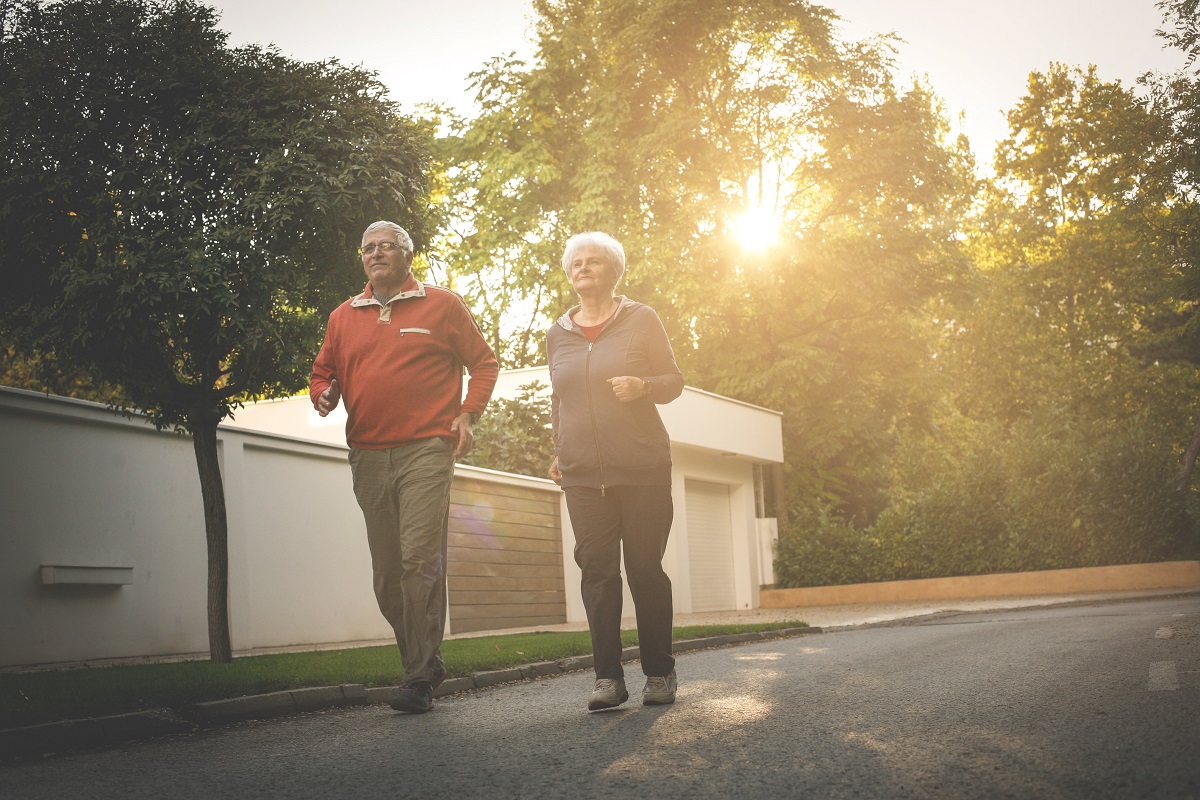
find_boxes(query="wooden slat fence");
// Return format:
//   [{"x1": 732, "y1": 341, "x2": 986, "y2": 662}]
[{"x1": 447, "y1": 475, "x2": 566, "y2": 633}]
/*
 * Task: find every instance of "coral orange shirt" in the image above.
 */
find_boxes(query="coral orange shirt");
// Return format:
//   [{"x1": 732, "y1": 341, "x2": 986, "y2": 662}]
[{"x1": 310, "y1": 275, "x2": 498, "y2": 450}]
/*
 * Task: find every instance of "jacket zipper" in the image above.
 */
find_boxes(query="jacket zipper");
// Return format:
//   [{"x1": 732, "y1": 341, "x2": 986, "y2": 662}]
[
  {"x1": 583, "y1": 339, "x2": 607, "y2": 496},
  {"x1": 569, "y1": 300, "x2": 624, "y2": 497}
]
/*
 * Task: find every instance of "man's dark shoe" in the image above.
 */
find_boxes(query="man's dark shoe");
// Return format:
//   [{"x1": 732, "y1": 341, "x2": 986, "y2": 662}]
[{"x1": 390, "y1": 681, "x2": 434, "y2": 714}]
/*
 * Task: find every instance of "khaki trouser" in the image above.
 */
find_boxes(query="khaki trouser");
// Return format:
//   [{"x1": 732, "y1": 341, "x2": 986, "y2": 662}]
[{"x1": 348, "y1": 438, "x2": 454, "y2": 684}]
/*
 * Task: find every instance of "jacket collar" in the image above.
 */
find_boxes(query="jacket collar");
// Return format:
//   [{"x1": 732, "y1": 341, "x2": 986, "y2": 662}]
[
  {"x1": 351, "y1": 273, "x2": 426, "y2": 307},
  {"x1": 555, "y1": 295, "x2": 635, "y2": 332}
]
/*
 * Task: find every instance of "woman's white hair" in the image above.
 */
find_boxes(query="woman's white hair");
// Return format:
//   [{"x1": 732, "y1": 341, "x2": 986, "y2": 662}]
[
  {"x1": 561, "y1": 231, "x2": 626, "y2": 283},
  {"x1": 362, "y1": 220, "x2": 414, "y2": 254}
]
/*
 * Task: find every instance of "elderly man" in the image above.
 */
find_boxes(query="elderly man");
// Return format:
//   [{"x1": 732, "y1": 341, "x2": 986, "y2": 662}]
[{"x1": 310, "y1": 220, "x2": 498, "y2": 714}]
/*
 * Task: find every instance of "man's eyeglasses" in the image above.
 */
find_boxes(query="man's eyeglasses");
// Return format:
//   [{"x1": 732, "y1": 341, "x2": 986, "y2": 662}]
[{"x1": 360, "y1": 242, "x2": 404, "y2": 256}]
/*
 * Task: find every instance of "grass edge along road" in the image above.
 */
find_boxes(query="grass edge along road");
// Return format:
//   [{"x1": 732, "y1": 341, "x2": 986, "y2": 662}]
[{"x1": 1, "y1": 621, "x2": 807, "y2": 728}]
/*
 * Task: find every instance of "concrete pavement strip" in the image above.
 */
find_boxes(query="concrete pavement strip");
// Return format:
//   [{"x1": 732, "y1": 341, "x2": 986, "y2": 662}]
[{"x1": 0, "y1": 627, "x2": 821, "y2": 760}]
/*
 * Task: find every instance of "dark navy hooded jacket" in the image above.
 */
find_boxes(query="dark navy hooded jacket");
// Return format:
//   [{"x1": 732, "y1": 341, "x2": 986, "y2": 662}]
[{"x1": 547, "y1": 296, "x2": 684, "y2": 490}]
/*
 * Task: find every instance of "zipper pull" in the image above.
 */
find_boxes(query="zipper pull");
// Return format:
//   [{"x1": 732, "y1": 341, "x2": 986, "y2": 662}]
[{"x1": 601, "y1": 484, "x2": 606, "y2": 497}]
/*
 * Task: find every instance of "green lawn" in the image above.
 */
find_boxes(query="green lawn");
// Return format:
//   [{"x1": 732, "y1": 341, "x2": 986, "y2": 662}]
[{"x1": 0, "y1": 621, "x2": 805, "y2": 728}]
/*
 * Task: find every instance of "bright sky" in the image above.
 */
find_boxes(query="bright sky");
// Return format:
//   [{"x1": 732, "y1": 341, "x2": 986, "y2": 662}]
[{"x1": 207, "y1": 0, "x2": 1186, "y2": 164}]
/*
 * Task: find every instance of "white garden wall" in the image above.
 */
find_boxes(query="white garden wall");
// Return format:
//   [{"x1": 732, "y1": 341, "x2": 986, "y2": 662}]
[
  {"x1": 0, "y1": 387, "x2": 561, "y2": 668},
  {"x1": 1, "y1": 374, "x2": 783, "y2": 669}
]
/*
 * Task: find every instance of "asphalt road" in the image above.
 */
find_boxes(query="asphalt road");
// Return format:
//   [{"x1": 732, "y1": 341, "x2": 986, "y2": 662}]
[{"x1": 2, "y1": 594, "x2": 1197, "y2": 799}]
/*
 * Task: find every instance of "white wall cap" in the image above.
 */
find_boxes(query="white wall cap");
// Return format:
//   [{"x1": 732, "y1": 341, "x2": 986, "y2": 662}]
[{"x1": 494, "y1": 367, "x2": 784, "y2": 463}]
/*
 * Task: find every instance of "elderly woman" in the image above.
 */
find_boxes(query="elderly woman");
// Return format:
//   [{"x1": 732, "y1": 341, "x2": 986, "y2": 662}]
[{"x1": 547, "y1": 231, "x2": 685, "y2": 710}]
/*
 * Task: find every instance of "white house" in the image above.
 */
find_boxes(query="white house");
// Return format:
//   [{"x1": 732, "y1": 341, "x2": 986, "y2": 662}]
[
  {"x1": 227, "y1": 366, "x2": 785, "y2": 623},
  {"x1": 491, "y1": 367, "x2": 783, "y2": 619}
]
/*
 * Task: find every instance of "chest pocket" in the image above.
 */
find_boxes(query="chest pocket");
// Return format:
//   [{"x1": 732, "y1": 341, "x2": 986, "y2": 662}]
[{"x1": 375, "y1": 299, "x2": 430, "y2": 334}]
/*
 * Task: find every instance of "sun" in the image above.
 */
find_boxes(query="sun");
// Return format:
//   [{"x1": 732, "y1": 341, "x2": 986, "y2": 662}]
[{"x1": 732, "y1": 207, "x2": 780, "y2": 252}]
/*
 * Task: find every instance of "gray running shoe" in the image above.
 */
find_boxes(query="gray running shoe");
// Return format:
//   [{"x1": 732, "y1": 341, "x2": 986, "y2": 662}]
[
  {"x1": 642, "y1": 670, "x2": 677, "y2": 705},
  {"x1": 588, "y1": 677, "x2": 629, "y2": 711}
]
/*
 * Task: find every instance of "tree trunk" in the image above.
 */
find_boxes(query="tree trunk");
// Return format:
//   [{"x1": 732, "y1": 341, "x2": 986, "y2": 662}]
[
  {"x1": 191, "y1": 413, "x2": 233, "y2": 663},
  {"x1": 1179, "y1": 410, "x2": 1200, "y2": 491}
]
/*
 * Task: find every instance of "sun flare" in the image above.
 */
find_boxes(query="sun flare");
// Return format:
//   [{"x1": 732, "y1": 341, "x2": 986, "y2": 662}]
[{"x1": 732, "y1": 207, "x2": 780, "y2": 252}]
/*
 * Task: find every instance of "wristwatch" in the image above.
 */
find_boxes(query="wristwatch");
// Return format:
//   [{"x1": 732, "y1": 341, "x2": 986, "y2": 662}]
[{"x1": 641, "y1": 379, "x2": 653, "y2": 399}]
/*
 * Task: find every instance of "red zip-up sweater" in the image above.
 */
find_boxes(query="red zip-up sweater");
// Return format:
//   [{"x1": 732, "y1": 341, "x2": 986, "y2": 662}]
[{"x1": 309, "y1": 275, "x2": 498, "y2": 450}]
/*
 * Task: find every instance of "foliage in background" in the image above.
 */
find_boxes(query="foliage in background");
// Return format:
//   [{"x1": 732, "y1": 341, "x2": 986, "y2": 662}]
[
  {"x1": 950, "y1": 64, "x2": 1173, "y2": 426},
  {"x1": 461, "y1": 381, "x2": 556, "y2": 478},
  {"x1": 0, "y1": 344, "x2": 122, "y2": 404},
  {"x1": 0, "y1": 0, "x2": 434, "y2": 660},
  {"x1": 775, "y1": 11, "x2": 1200, "y2": 585},
  {"x1": 1141, "y1": 0, "x2": 1200, "y2": 487},
  {"x1": 776, "y1": 411, "x2": 1198, "y2": 588},
  {"x1": 439, "y1": 0, "x2": 975, "y2": 525}
]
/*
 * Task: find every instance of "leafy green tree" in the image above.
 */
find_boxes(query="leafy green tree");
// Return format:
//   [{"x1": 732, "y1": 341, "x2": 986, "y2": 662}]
[
  {"x1": 949, "y1": 64, "x2": 1178, "y2": 425},
  {"x1": 0, "y1": 0, "x2": 433, "y2": 661},
  {"x1": 439, "y1": 0, "x2": 974, "y2": 521},
  {"x1": 685, "y1": 81, "x2": 975, "y2": 523},
  {"x1": 439, "y1": 0, "x2": 869, "y2": 364},
  {"x1": 892, "y1": 62, "x2": 1200, "y2": 582},
  {"x1": 460, "y1": 381, "x2": 556, "y2": 477},
  {"x1": 1143, "y1": 0, "x2": 1200, "y2": 486}
]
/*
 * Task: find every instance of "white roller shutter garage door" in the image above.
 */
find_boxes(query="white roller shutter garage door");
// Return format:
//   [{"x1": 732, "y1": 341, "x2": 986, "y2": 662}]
[{"x1": 685, "y1": 479, "x2": 736, "y2": 612}]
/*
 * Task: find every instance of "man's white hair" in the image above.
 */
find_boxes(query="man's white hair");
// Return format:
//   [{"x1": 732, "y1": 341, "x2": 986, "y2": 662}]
[{"x1": 363, "y1": 220, "x2": 413, "y2": 253}]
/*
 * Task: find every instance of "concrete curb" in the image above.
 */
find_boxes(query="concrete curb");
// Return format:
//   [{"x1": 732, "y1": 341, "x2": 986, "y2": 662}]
[
  {"x1": 0, "y1": 626, "x2": 821, "y2": 760},
  {"x1": 0, "y1": 709, "x2": 195, "y2": 759},
  {"x1": 186, "y1": 684, "x2": 370, "y2": 725}
]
